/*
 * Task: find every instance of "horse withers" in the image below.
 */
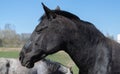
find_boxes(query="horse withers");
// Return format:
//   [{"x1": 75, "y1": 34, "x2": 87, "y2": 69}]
[{"x1": 19, "y1": 3, "x2": 120, "y2": 74}]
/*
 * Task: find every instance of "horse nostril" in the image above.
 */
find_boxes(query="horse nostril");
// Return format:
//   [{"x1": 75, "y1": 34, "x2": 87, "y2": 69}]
[
  {"x1": 19, "y1": 56, "x2": 21, "y2": 61},
  {"x1": 35, "y1": 43, "x2": 38, "y2": 46},
  {"x1": 19, "y1": 52, "x2": 23, "y2": 60},
  {"x1": 19, "y1": 56, "x2": 23, "y2": 63},
  {"x1": 19, "y1": 52, "x2": 25, "y2": 64}
]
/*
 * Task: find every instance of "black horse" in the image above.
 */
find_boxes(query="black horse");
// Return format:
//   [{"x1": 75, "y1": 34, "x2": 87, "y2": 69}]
[{"x1": 19, "y1": 3, "x2": 120, "y2": 74}]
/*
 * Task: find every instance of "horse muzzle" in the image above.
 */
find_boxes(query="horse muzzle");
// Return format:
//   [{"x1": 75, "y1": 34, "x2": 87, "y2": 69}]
[{"x1": 19, "y1": 52, "x2": 34, "y2": 68}]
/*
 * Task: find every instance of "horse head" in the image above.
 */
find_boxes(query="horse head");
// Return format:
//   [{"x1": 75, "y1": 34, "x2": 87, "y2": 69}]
[{"x1": 19, "y1": 3, "x2": 78, "y2": 68}]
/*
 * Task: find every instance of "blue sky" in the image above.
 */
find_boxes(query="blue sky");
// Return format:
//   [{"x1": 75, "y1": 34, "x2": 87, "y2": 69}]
[{"x1": 0, "y1": 0, "x2": 120, "y2": 39}]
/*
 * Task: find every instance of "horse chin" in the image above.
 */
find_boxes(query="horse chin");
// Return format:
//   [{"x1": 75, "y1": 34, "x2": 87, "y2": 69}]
[
  {"x1": 40, "y1": 54, "x2": 47, "y2": 59},
  {"x1": 21, "y1": 53, "x2": 47, "y2": 68},
  {"x1": 25, "y1": 61, "x2": 34, "y2": 68},
  {"x1": 28, "y1": 53, "x2": 47, "y2": 68}
]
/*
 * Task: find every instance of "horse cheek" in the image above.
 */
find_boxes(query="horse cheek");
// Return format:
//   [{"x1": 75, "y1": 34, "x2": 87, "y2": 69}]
[{"x1": 46, "y1": 40, "x2": 61, "y2": 53}]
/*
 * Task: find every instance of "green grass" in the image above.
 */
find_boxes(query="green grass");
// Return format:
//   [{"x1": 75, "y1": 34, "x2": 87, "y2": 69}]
[
  {"x1": 0, "y1": 50, "x2": 79, "y2": 74},
  {"x1": 0, "y1": 51, "x2": 19, "y2": 58}
]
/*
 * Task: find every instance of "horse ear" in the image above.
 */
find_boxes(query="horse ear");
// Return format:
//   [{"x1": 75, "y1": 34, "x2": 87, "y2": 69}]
[
  {"x1": 55, "y1": 6, "x2": 60, "y2": 10},
  {"x1": 42, "y1": 3, "x2": 56, "y2": 19}
]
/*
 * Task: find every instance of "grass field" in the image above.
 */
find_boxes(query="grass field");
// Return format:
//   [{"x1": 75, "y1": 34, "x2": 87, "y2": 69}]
[
  {"x1": 0, "y1": 48, "x2": 79, "y2": 74},
  {"x1": 0, "y1": 51, "x2": 19, "y2": 58}
]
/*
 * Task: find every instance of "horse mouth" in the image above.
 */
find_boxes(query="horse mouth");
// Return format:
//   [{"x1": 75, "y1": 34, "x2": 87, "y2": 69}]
[
  {"x1": 40, "y1": 54, "x2": 47, "y2": 59},
  {"x1": 24, "y1": 53, "x2": 47, "y2": 68},
  {"x1": 24, "y1": 61, "x2": 34, "y2": 68}
]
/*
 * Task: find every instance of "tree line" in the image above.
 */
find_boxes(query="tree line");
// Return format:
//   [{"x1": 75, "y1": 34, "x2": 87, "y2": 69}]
[{"x1": 0, "y1": 24, "x2": 30, "y2": 47}]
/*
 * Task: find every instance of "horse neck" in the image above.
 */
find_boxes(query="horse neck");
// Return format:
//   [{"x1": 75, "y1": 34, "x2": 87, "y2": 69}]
[
  {"x1": 63, "y1": 20, "x2": 106, "y2": 69},
  {"x1": 65, "y1": 46, "x2": 84, "y2": 68},
  {"x1": 106, "y1": 38, "x2": 120, "y2": 57}
]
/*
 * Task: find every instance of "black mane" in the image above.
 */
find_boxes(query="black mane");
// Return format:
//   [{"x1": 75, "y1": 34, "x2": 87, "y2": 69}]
[{"x1": 40, "y1": 10, "x2": 80, "y2": 21}]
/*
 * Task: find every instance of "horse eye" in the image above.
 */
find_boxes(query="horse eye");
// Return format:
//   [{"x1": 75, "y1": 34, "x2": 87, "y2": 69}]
[{"x1": 35, "y1": 26, "x2": 48, "y2": 33}]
